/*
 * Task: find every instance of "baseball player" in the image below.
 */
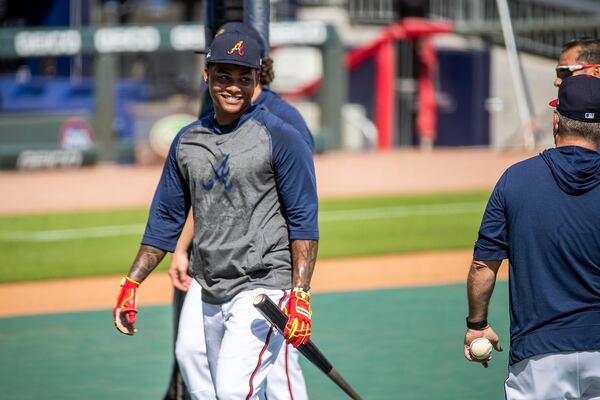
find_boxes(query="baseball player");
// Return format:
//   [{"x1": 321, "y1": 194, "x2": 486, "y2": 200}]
[
  {"x1": 554, "y1": 38, "x2": 600, "y2": 87},
  {"x1": 168, "y1": 22, "x2": 313, "y2": 400},
  {"x1": 113, "y1": 27, "x2": 319, "y2": 400},
  {"x1": 464, "y1": 75, "x2": 600, "y2": 399}
]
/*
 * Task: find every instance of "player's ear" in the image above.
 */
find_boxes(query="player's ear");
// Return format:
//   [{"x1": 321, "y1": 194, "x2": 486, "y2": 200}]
[
  {"x1": 203, "y1": 68, "x2": 209, "y2": 83},
  {"x1": 254, "y1": 69, "x2": 260, "y2": 87}
]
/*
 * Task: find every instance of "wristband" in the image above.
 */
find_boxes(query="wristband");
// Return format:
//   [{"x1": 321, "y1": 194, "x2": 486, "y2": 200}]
[
  {"x1": 122, "y1": 276, "x2": 140, "y2": 286},
  {"x1": 466, "y1": 317, "x2": 488, "y2": 330}
]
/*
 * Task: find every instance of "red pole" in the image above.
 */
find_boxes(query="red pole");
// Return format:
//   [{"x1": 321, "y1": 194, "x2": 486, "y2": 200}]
[
  {"x1": 374, "y1": 37, "x2": 395, "y2": 150},
  {"x1": 415, "y1": 36, "x2": 437, "y2": 147}
]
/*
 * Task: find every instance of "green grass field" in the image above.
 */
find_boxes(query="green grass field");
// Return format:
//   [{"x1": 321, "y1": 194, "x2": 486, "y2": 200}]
[
  {"x1": 0, "y1": 191, "x2": 490, "y2": 283},
  {"x1": 0, "y1": 190, "x2": 512, "y2": 399}
]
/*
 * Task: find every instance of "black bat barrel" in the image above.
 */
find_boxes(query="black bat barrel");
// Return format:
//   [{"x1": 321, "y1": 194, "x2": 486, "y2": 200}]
[{"x1": 253, "y1": 294, "x2": 363, "y2": 400}]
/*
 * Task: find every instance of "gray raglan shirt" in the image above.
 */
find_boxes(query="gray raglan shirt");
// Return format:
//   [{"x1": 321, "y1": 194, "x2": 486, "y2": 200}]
[{"x1": 142, "y1": 104, "x2": 319, "y2": 304}]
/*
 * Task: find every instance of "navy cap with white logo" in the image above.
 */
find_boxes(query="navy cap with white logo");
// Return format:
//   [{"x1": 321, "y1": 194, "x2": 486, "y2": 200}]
[
  {"x1": 549, "y1": 75, "x2": 600, "y2": 122},
  {"x1": 205, "y1": 29, "x2": 262, "y2": 70}
]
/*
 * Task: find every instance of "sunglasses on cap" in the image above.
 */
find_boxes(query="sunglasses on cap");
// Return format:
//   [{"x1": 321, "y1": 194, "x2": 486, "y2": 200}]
[{"x1": 555, "y1": 64, "x2": 600, "y2": 80}]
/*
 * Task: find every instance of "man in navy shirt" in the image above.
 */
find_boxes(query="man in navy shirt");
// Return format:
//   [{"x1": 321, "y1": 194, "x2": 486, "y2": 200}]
[
  {"x1": 113, "y1": 27, "x2": 319, "y2": 399},
  {"x1": 464, "y1": 74, "x2": 600, "y2": 399}
]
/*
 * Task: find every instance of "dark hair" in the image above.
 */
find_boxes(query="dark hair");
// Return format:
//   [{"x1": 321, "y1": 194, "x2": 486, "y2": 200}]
[
  {"x1": 562, "y1": 38, "x2": 600, "y2": 64},
  {"x1": 260, "y1": 56, "x2": 275, "y2": 85},
  {"x1": 558, "y1": 113, "x2": 600, "y2": 144}
]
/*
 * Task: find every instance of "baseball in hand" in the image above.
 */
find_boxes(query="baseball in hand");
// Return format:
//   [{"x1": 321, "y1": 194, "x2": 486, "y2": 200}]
[{"x1": 470, "y1": 338, "x2": 493, "y2": 360}]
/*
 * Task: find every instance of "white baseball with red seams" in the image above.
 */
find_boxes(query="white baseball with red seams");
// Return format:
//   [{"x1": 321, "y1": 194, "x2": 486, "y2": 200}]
[{"x1": 470, "y1": 338, "x2": 493, "y2": 360}]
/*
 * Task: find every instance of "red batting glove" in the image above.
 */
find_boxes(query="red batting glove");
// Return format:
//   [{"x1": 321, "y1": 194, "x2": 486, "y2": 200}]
[
  {"x1": 113, "y1": 276, "x2": 140, "y2": 336},
  {"x1": 284, "y1": 288, "x2": 312, "y2": 348}
]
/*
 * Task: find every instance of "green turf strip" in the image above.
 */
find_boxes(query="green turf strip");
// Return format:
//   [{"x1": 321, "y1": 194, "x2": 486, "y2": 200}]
[
  {"x1": 0, "y1": 191, "x2": 490, "y2": 283},
  {"x1": 0, "y1": 283, "x2": 509, "y2": 399}
]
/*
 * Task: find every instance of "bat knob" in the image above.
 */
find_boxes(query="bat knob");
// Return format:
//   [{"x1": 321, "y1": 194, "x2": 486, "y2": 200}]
[{"x1": 253, "y1": 293, "x2": 266, "y2": 307}]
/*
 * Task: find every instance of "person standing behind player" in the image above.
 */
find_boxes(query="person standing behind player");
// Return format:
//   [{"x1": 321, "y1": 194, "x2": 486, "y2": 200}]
[
  {"x1": 463, "y1": 75, "x2": 600, "y2": 399},
  {"x1": 113, "y1": 28, "x2": 319, "y2": 399},
  {"x1": 554, "y1": 38, "x2": 600, "y2": 87},
  {"x1": 168, "y1": 22, "x2": 313, "y2": 400}
]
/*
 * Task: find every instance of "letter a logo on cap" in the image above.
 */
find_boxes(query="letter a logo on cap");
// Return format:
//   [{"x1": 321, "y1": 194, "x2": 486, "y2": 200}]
[{"x1": 227, "y1": 40, "x2": 245, "y2": 56}]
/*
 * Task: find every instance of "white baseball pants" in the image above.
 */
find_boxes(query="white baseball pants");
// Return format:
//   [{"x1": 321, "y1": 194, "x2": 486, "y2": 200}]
[
  {"x1": 505, "y1": 351, "x2": 600, "y2": 400},
  {"x1": 175, "y1": 279, "x2": 216, "y2": 399},
  {"x1": 176, "y1": 281, "x2": 308, "y2": 400}
]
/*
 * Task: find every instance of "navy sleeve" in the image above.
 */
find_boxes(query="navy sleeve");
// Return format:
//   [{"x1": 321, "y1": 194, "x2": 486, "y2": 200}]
[
  {"x1": 261, "y1": 92, "x2": 315, "y2": 151},
  {"x1": 474, "y1": 171, "x2": 509, "y2": 260},
  {"x1": 272, "y1": 102, "x2": 314, "y2": 152},
  {"x1": 141, "y1": 131, "x2": 191, "y2": 252},
  {"x1": 269, "y1": 118, "x2": 319, "y2": 240}
]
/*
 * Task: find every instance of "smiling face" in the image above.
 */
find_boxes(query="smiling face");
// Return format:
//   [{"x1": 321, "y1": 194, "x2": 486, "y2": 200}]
[{"x1": 204, "y1": 63, "x2": 258, "y2": 125}]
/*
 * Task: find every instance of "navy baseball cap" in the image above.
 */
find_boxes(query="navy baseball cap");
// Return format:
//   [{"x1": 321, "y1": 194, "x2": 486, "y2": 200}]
[
  {"x1": 196, "y1": 22, "x2": 265, "y2": 69},
  {"x1": 204, "y1": 29, "x2": 262, "y2": 70},
  {"x1": 549, "y1": 75, "x2": 600, "y2": 122},
  {"x1": 211, "y1": 22, "x2": 266, "y2": 57}
]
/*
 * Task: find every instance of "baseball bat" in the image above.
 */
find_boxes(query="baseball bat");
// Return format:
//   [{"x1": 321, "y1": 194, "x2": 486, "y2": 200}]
[{"x1": 253, "y1": 293, "x2": 363, "y2": 400}]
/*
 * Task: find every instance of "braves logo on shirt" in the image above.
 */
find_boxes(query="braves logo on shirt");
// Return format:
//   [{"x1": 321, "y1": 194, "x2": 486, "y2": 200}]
[
  {"x1": 203, "y1": 154, "x2": 233, "y2": 191},
  {"x1": 227, "y1": 40, "x2": 245, "y2": 56}
]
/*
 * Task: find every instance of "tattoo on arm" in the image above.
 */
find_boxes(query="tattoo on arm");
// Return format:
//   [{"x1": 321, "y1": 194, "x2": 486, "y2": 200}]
[
  {"x1": 291, "y1": 240, "x2": 318, "y2": 290},
  {"x1": 127, "y1": 245, "x2": 167, "y2": 283}
]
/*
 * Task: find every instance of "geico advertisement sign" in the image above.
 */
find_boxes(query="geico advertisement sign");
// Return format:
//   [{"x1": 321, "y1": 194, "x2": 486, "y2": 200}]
[
  {"x1": 11, "y1": 117, "x2": 95, "y2": 170},
  {"x1": 95, "y1": 27, "x2": 160, "y2": 53},
  {"x1": 15, "y1": 30, "x2": 81, "y2": 56},
  {"x1": 16, "y1": 150, "x2": 84, "y2": 170},
  {"x1": 170, "y1": 25, "x2": 205, "y2": 51}
]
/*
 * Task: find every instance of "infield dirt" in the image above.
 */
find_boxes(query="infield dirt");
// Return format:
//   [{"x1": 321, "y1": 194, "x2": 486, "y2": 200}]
[{"x1": 0, "y1": 148, "x2": 532, "y2": 316}]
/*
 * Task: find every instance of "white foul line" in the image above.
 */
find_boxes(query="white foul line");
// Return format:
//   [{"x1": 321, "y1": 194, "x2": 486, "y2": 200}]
[
  {"x1": 0, "y1": 224, "x2": 146, "y2": 242},
  {"x1": 0, "y1": 201, "x2": 485, "y2": 242}
]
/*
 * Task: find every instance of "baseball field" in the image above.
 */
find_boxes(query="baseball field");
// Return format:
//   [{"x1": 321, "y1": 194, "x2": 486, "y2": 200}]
[{"x1": 0, "y1": 149, "x2": 533, "y2": 399}]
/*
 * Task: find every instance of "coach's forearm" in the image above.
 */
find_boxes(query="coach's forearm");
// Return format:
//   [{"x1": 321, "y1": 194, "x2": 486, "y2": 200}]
[
  {"x1": 467, "y1": 259, "x2": 502, "y2": 322},
  {"x1": 126, "y1": 245, "x2": 167, "y2": 283},
  {"x1": 290, "y1": 239, "x2": 318, "y2": 290}
]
